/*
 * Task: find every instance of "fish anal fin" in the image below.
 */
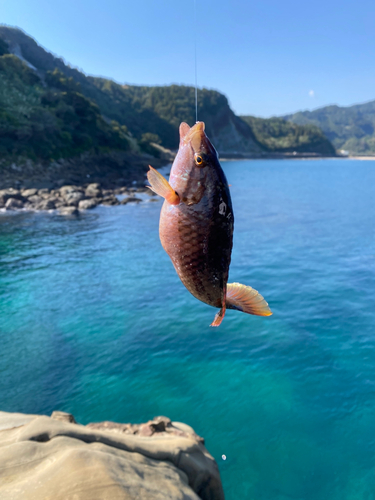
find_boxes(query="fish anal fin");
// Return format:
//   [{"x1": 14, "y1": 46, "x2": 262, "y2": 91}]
[
  {"x1": 147, "y1": 166, "x2": 180, "y2": 205},
  {"x1": 210, "y1": 304, "x2": 226, "y2": 327},
  {"x1": 226, "y1": 283, "x2": 272, "y2": 317}
]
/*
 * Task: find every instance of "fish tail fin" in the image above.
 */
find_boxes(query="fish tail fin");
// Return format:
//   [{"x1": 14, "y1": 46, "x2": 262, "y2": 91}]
[
  {"x1": 210, "y1": 303, "x2": 227, "y2": 327},
  {"x1": 226, "y1": 282, "x2": 272, "y2": 317},
  {"x1": 147, "y1": 166, "x2": 180, "y2": 205}
]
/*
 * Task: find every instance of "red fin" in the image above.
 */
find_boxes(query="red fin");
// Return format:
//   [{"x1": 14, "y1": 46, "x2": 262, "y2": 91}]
[
  {"x1": 226, "y1": 283, "x2": 272, "y2": 316},
  {"x1": 147, "y1": 166, "x2": 180, "y2": 205},
  {"x1": 210, "y1": 305, "x2": 226, "y2": 327}
]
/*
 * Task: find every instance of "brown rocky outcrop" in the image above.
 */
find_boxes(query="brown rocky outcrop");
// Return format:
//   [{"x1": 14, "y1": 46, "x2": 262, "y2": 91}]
[
  {"x1": 0, "y1": 182, "x2": 162, "y2": 214},
  {"x1": 78, "y1": 198, "x2": 99, "y2": 210},
  {"x1": 0, "y1": 411, "x2": 224, "y2": 500},
  {"x1": 58, "y1": 206, "x2": 79, "y2": 216},
  {"x1": 121, "y1": 196, "x2": 142, "y2": 204},
  {"x1": 5, "y1": 197, "x2": 24, "y2": 210},
  {"x1": 85, "y1": 183, "x2": 102, "y2": 198}
]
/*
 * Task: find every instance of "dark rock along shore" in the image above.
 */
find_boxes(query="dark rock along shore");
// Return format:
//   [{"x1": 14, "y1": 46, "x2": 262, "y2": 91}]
[
  {"x1": 0, "y1": 182, "x2": 159, "y2": 215},
  {"x1": 0, "y1": 410, "x2": 225, "y2": 500}
]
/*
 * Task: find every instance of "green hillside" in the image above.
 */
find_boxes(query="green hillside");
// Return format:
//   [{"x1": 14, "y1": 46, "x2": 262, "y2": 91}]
[
  {"x1": 240, "y1": 116, "x2": 336, "y2": 155},
  {"x1": 284, "y1": 102, "x2": 375, "y2": 154},
  {"x1": 0, "y1": 25, "x2": 336, "y2": 171},
  {"x1": 0, "y1": 54, "x2": 130, "y2": 161},
  {"x1": 0, "y1": 26, "x2": 261, "y2": 154}
]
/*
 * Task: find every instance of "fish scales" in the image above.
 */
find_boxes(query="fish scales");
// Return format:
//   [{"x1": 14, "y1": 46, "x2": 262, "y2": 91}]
[
  {"x1": 147, "y1": 121, "x2": 272, "y2": 326},
  {"x1": 160, "y1": 182, "x2": 233, "y2": 308}
]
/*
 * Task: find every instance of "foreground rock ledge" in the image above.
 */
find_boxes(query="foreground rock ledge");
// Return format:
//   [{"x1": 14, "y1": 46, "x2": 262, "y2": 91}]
[{"x1": 0, "y1": 411, "x2": 224, "y2": 500}]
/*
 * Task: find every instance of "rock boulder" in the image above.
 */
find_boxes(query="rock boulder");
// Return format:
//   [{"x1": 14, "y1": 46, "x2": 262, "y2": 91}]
[
  {"x1": 59, "y1": 206, "x2": 79, "y2": 216},
  {"x1": 5, "y1": 198, "x2": 23, "y2": 210},
  {"x1": 121, "y1": 196, "x2": 142, "y2": 204},
  {"x1": 21, "y1": 188, "x2": 38, "y2": 198},
  {"x1": 79, "y1": 198, "x2": 98, "y2": 210},
  {"x1": 85, "y1": 183, "x2": 102, "y2": 198},
  {"x1": 0, "y1": 411, "x2": 224, "y2": 500}
]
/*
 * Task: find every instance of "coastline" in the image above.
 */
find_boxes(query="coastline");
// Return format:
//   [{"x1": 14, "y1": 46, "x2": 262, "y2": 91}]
[
  {"x1": 0, "y1": 410, "x2": 225, "y2": 500},
  {"x1": 0, "y1": 151, "x2": 171, "y2": 214},
  {"x1": 347, "y1": 155, "x2": 375, "y2": 160},
  {"x1": 2, "y1": 155, "x2": 374, "y2": 215},
  {"x1": 0, "y1": 151, "x2": 170, "y2": 191},
  {"x1": 219, "y1": 151, "x2": 335, "y2": 160},
  {"x1": 0, "y1": 183, "x2": 161, "y2": 215},
  {"x1": 220, "y1": 154, "x2": 375, "y2": 161}
]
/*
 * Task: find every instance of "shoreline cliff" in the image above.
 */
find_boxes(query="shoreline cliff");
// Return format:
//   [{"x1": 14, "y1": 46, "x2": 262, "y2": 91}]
[{"x1": 0, "y1": 410, "x2": 225, "y2": 500}]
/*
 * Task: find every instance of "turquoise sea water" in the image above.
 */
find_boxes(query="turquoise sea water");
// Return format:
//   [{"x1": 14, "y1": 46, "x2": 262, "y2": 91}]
[{"x1": 1, "y1": 158, "x2": 375, "y2": 500}]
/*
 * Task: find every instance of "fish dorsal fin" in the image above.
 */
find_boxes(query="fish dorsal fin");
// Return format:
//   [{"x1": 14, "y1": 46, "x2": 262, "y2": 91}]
[{"x1": 179, "y1": 122, "x2": 191, "y2": 144}]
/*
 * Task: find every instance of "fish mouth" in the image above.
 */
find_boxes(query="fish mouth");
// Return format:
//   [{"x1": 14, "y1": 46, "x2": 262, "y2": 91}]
[
  {"x1": 181, "y1": 121, "x2": 215, "y2": 155},
  {"x1": 182, "y1": 121, "x2": 205, "y2": 148}
]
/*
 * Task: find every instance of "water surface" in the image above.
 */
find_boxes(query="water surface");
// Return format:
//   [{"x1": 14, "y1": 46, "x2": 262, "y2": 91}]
[{"x1": 1, "y1": 159, "x2": 375, "y2": 500}]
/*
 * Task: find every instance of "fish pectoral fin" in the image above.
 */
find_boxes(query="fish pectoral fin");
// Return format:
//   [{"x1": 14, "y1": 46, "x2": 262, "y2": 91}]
[
  {"x1": 210, "y1": 303, "x2": 226, "y2": 327},
  {"x1": 147, "y1": 166, "x2": 180, "y2": 205},
  {"x1": 226, "y1": 283, "x2": 272, "y2": 316}
]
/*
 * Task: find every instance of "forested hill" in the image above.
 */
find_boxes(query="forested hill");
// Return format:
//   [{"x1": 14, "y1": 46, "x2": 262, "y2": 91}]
[
  {"x1": 240, "y1": 116, "x2": 336, "y2": 156},
  {"x1": 0, "y1": 25, "x2": 335, "y2": 168},
  {"x1": 284, "y1": 101, "x2": 375, "y2": 154},
  {"x1": 0, "y1": 25, "x2": 262, "y2": 159}
]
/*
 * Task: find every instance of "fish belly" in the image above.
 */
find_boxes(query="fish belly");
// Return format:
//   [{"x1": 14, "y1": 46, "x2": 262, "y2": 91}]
[{"x1": 159, "y1": 200, "x2": 232, "y2": 308}]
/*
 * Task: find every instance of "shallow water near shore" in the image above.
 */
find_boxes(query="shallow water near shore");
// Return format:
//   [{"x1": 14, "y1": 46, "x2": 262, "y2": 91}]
[{"x1": 1, "y1": 158, "x2": 375, "y2": 500}]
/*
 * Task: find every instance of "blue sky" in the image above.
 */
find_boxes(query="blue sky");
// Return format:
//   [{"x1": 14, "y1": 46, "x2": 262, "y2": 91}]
[{"x1": 2, "y1": 0, "x2": 375, "y2": 116}]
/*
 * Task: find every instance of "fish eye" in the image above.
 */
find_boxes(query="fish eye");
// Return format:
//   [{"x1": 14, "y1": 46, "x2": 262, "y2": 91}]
[{"x1": 195, "y1": 154, "x2": 203, "y2": 165}]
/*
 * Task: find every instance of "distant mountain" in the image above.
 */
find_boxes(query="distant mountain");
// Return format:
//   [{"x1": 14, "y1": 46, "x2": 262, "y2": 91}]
[
  {"x1": 0, "y1": 25, "x2": 262, "y2": 158},
  {"x1": 240, "y1": 116, "x2": 336, "y2": 156},
  {"x1": 0, "y1": 25, "x2": 335, "y2": 179},
  {"x1": 284, "y1": 101, "x2": 375, "y2": 154}
]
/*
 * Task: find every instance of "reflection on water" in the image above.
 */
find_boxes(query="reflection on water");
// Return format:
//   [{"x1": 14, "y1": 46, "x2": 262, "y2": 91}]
[{"x1": 1, "y1": 159, "x2": 375, "y2": 500}]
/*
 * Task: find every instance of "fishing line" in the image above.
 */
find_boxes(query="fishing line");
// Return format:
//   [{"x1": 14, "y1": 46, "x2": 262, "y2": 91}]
[{"x1": 194, "y1": 0, "x2": 198, "y2": 122}]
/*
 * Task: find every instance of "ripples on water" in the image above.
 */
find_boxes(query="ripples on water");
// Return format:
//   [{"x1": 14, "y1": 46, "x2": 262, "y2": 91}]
[{"x1": 1, "y1": 159, "x2": 375, "y2": 500}]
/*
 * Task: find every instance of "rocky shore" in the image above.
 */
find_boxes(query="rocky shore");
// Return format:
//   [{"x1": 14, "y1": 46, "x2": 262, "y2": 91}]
[
  {"x1": 0, "y1": 182, "x2": 160, "y2": 215},
  {"x1": 0, "y1": 410, "x2": 224, "y2": 500}
]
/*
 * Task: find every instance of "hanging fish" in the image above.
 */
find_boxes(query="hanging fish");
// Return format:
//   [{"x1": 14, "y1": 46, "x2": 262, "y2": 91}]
[{"x1": 147, "y1": 121, "x2": 272, "y2": 326}]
